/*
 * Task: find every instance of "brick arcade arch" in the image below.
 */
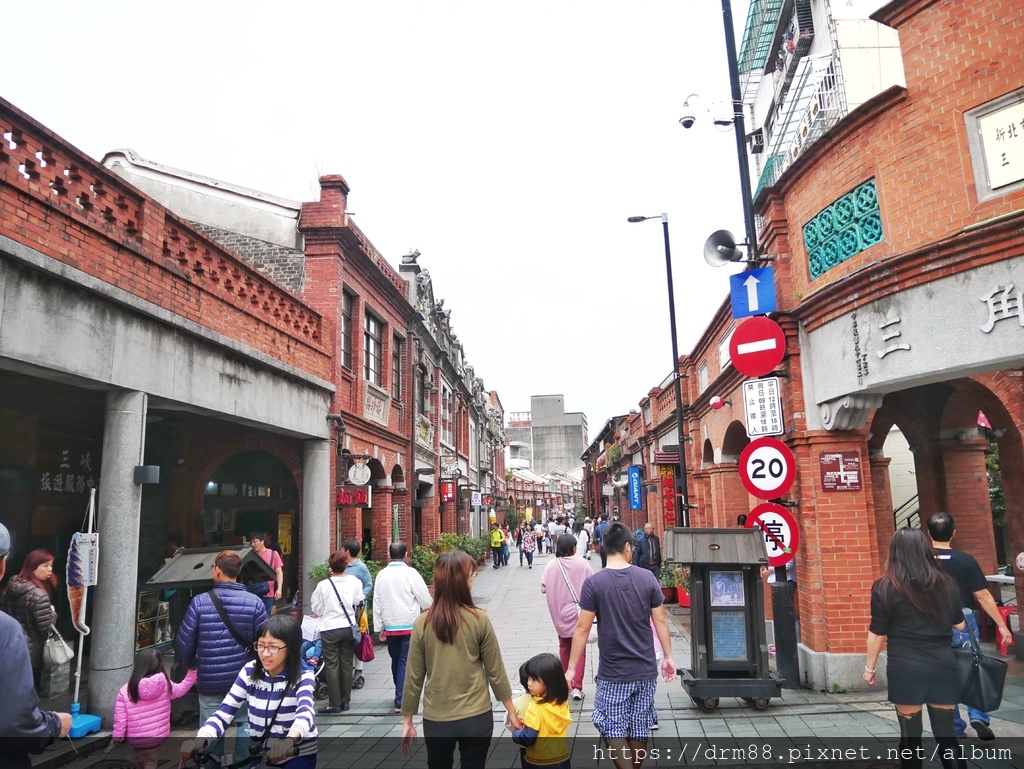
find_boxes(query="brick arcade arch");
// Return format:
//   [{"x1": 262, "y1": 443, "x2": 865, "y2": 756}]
[{"x1": 867, "y1": 373, "x2": 1024, "y2": 595}]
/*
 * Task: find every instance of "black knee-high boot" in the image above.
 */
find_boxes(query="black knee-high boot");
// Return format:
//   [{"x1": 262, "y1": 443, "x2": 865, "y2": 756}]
[
  {"x1": 927, "y1": 706, "x2": 966, "y2": 769},
  {"x1": 897, "y1": 708, "x2": 923, "y2": 769}
]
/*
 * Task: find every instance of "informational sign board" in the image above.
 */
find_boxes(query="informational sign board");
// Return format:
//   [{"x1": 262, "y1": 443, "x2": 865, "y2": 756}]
[
  {"x1": 660, "y1": 465, "x2": 676, "y2": 528},
  {"x1": 729, "y1": 265, "x2": 777, "y2": 319},
  {"x1": 739, "y1": 437, "x2": 796, "y2": 500},
  {"x1": 743, "y1": 377, "x2": 784, "y2": 437},
  {"x1": 628, "y1": 466, "x2": 643, "y2": 511},
  {"x1": 471, "y1": 491, "x2": 482, "y2": 507},
  {"x1": 729, "y1": 316, "x2": 786, "y2": 378},
  {"x1": 819, "y1": 451, "x2": 863, "y2": 491},
  {"x1": 745, "y1": 502, "x2": 799, "y2": 568},
  {"x1": 440, "y1": 480, "x2": 455, "y2": 501}
]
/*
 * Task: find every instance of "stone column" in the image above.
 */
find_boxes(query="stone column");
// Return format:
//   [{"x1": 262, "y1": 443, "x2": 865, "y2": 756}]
[
  {"x1": 302, "y1": 439, "x2": 331, "y2": 614},
  {"x1": 89, "y1": 390, "x2": 147, "y2": 722}
]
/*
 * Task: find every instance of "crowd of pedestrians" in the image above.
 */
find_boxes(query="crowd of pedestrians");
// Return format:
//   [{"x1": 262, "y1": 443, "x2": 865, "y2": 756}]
[{"x1": 3, "y1": 506, "x2": 1012, "y2": 769}]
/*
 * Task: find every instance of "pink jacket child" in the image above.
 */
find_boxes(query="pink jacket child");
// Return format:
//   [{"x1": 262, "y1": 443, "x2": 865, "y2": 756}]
[{"x1": 113, "y1": 653, "x2": 196, "y2": 750}]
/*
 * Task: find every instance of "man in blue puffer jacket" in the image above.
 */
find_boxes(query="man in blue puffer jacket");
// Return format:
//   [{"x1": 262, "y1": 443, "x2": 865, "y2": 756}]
[{"x1": 176, "y1": 550, "x2": 267, "y2": 767}]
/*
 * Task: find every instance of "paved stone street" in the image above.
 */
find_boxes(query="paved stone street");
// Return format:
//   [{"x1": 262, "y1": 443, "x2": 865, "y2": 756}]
[{"x1": 43, "y1": 551, "x2": 1024, "y2": 768}]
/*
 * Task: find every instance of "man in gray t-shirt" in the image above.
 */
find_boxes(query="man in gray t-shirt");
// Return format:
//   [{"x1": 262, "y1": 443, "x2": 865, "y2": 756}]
[{"x1": 567, "y1": 522, "x2": 675, "y2": 769}]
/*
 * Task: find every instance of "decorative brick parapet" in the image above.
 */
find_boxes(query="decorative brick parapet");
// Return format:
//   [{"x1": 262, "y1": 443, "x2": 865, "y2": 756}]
[{"x1": 0, "y1": 98, "x2": 328, "y2": 379}]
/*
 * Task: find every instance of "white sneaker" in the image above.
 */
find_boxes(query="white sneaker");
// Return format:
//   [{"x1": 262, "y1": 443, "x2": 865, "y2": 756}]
[{"x1": 572, "y1": 689, "x2": 583, "y2": 701}]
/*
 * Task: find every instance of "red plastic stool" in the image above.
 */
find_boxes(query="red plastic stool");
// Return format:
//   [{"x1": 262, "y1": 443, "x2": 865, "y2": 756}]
[{"x1": 996, "y1": 606, "x2": 1017, "y2": 655}]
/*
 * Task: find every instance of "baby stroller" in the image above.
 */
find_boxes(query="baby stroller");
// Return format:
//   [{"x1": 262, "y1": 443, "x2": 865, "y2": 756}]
[{"x1": 301, "y1": 614, "x2": 329, "y2": 701}]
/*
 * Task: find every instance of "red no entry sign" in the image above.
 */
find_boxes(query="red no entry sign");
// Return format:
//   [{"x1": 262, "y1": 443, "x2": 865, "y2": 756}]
[
  {"x1": 729, "y1": 316, "x2": 786, "y2": 378},
  {"x1": 746, "y1": 503, "x2": 799, "y2": 567},
  {"x1": 739, "y1": 437, "x2": 796, "y2": 500}
]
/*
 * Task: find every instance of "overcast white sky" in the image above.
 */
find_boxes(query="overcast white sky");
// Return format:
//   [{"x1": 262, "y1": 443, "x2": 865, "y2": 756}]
[{"x1": 7, "y1": 0, "x2": 756, "y2": 442}]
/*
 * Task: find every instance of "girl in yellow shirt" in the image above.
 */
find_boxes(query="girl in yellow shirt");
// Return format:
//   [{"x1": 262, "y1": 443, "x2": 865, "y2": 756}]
[{"x1": 511, "y1": 653, "x2": 572, "y2": 768}]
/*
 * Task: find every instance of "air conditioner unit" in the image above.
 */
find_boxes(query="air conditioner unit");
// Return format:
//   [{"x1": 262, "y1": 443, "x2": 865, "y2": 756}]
[{"x1": 748, "y1": 128, "x2": 765, "y2": 154}]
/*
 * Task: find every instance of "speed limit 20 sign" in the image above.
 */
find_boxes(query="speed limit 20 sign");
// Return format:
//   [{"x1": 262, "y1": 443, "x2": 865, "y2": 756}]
[{"x1": 738, "y1": 437, "x2": 795, "y2": 500}]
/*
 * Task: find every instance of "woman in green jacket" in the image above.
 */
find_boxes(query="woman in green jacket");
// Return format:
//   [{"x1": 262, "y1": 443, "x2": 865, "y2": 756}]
[{"x1": 401, "y1": 550, "x2": 523, "y2": 769}]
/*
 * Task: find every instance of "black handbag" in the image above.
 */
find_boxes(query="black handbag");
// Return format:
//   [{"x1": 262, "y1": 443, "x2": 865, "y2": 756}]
[{"x1": 952, "y1": 619, "x2": 1007, "y2": 712}]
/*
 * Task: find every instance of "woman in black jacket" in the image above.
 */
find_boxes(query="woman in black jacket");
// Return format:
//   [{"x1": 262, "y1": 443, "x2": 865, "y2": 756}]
[
  {"x1": 864, "y1": 528, "x2": 967, "y2": 769},
  {"x1": 1, "y1": 549, "x2": 58, "y2": 688}
]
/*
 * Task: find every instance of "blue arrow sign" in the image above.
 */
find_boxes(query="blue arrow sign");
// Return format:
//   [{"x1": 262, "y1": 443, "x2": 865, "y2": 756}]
[{"x1": 729, "y1": 265, "x2": 777, "y2": 319}]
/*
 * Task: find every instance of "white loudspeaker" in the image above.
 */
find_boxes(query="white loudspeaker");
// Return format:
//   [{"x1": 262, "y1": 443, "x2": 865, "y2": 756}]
[{"x1": 703, "y1": 230, "x2": 745, "y2": 267}]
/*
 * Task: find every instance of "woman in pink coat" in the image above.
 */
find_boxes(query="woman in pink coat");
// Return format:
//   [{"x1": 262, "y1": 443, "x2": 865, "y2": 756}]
[{"x1": 112, "y1": 649, "x2": 196, "y2": 769}]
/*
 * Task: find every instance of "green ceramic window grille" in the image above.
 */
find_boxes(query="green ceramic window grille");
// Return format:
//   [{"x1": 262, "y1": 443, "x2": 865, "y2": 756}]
[{"x1": 804, "y1": 178, "x2": 884, "y2": 279}]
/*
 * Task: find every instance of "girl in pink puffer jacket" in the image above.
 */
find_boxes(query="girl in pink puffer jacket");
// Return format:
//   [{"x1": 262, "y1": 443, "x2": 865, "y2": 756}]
[{"x1": 112, "y1": 649, "x2": 196, "y2": 769}]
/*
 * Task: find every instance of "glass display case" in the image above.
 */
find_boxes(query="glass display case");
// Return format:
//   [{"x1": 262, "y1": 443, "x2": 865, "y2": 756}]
[{"x1": 136, "y1": 588, "x2": 173, "y2": 651}]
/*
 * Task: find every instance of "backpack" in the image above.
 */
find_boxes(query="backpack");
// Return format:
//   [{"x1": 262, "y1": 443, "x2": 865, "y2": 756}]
[{"x1": 631, "y1": 529, "x2": 647, "y2": 566}]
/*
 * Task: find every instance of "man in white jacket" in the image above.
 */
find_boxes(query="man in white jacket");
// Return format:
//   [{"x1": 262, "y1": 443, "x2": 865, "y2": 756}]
[{"x1": 371, "y1": 542, "x2": 433, "y2": 712}]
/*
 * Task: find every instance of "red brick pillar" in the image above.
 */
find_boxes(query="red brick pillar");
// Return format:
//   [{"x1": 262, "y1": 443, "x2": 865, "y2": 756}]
[
  {"x1": 940, "y1": 439, "x2": 998, "y2": 573},
  {"x1": 914, "y1": 440, "x2": 948, "y2": 518},
  {"x1": 422, "y1": 496, "x2": 441, "y2": 545},
  {"x1": 338, "y1": 505, "x2": 361, "y2": 552},
  {"x1": 371, "y1": 486, "x2": 395, "y2": 564},
  {"x1": 869, "y1": 453, "x2": 894, "y2": 574},
  {"x1": 790, "y1": 432, "x2": 876, "y2": 655}
]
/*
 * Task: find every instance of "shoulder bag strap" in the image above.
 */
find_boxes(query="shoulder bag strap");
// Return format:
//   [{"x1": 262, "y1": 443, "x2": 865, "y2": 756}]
[
  {"x1": 254, "y1": 677, "x2": 286, "y2": 747},
  {"x1": 328, "y1": 578, "x2": 355, "y2": 626},
  {"x1": 556, "y1": 558, "x2": 580, "y2": 606},
  {"x1": 208, "y1": 590, "x2": 251, "y2": 651}
]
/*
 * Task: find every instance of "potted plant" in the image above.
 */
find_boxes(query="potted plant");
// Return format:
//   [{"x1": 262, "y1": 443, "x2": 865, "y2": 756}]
[
  {"x1": 660, "y1": 563, "x2": 680, "y2": 604},
  {"x1": 677, "y1": 567, "x2": 692, "y2": 608}
]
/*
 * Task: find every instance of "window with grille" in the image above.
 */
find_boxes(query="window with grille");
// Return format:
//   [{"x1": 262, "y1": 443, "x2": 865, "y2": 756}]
[
  {"x1": 392, "y1": 336, "x2": 403, "y2": 401},
  {"x1": 442, "y1": 386, "x2": 453, "y2": 445},
  {"x1": 341, "y1": 291, "x2": 354, "y2": 370},
  {"x1": 364, "y1": 314, "x2": 383, "y2": 386}
]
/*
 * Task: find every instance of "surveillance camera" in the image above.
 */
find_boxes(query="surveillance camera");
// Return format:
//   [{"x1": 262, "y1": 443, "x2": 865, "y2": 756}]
[{"x1": 679, "y1": 112, "x2": 696, "y2": 129}]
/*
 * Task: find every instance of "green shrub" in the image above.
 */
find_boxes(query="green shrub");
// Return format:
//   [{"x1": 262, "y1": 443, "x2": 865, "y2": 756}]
[{"x1": 411, "y1": 545, "x2": 438, "y2": 585}]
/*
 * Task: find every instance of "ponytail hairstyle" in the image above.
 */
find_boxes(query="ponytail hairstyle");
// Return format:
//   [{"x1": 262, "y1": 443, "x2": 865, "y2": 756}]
[{"x1": 128, "y1": 648, "x2": 169, "y2": 703}]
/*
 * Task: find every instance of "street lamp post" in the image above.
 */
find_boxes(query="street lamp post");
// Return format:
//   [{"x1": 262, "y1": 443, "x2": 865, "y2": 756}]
[{"x1": 627, "y1": 213, "x2": 690, "y2": 528}]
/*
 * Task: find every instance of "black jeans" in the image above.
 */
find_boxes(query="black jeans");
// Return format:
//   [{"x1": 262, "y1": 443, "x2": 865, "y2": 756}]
[{"x1": 422, "y1": 711, "x2": 493, "y2": 769}]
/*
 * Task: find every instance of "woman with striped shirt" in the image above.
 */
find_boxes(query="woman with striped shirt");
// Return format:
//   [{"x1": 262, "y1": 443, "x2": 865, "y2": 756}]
[{"x1": 181, "y1": 616, "x2": 317, "y2": 767}]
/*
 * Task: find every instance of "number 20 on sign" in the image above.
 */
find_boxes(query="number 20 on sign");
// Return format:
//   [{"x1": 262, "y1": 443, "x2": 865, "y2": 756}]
[{"x1": 738, "y1": 437, "x2": 795, "y2": 500}]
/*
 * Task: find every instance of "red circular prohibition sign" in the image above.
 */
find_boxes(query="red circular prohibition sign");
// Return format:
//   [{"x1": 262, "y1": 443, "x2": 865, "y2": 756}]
[
  {"x1": 745, "y1": 502, "x2": 799, "y2": 568},
  {"x1": 729, "y1": 316, "x2": 786, "y2": 378},
  {"x1": 738, "y1": 437, "x2": 796, "y2": 500}
]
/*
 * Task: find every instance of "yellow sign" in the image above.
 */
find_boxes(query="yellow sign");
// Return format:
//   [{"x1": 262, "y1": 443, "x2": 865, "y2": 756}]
[{"x1": 277, "y1": 514, "x2": 293, "y2": 556}]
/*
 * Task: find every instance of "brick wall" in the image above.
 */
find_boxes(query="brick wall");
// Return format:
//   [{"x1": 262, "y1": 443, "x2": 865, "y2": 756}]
[
  {"x1": 190, "y1": 221, "x2": 305, "y2": 295},
  {"x1": 0, "y1": 98, "x2": 329, "y2": 382}
]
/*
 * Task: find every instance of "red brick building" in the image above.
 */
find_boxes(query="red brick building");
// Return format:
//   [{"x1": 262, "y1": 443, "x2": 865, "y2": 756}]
[
  {"x1": 585, "y1": 0, "x2": 1024, "y2": 690},
  {"x1": 0, "y1": 99, "x2": 334, "y2": 717}
]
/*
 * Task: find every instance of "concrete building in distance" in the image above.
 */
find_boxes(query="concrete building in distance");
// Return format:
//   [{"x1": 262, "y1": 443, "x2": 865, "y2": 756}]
[{"x1": 505, "y1": 395, "x2": 587, "y2": 476}]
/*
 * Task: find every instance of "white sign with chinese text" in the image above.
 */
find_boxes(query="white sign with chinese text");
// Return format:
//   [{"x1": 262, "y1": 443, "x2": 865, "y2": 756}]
[
  {"x1": 979, "y1": 101, "x2": 1024, "y2": 190},
  {"x1": 363, "y1": 381, "x2": 391, "y2": 427},
  {"x1": 743, "y1": 377, "x2": 784, "y2": 437}
]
